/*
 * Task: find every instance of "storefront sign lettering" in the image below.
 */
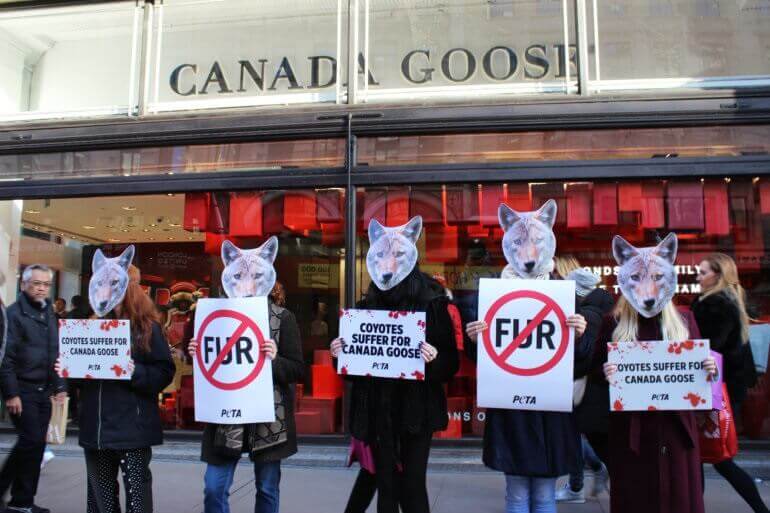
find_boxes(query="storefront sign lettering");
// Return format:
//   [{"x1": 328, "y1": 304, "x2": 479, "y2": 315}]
[{"x1": 169, "y1": 44, "x2": 577, "y2": 96}]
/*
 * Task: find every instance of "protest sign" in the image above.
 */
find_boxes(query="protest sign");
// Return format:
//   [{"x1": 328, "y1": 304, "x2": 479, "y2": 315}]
[
  {"x1": 477, "y1": 278, "x2": 575, "y2": 411},
  {"x1": 337, "y1": 309, "x2": 426, "y2": 380},
  {"x1": 608, "y1": 339, "x2": 712, "y2": 411},
  {"x1": 193, "y1": 297, "x2": 275, "y2": 424},
  {"x1": 58, "y1": 319, "x2": 132, "y2": 380}
]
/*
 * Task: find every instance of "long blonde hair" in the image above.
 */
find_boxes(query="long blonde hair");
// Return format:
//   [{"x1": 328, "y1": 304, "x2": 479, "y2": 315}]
[
  {"x1": 612, "y1": 296, "x2": 689, "y2": 342},
  {"x1": 554, "y1": 255, "x2": 581, "y2": 279},
  {"x1": 701, "y1": 253, "x2": 750, "y2": 344}
]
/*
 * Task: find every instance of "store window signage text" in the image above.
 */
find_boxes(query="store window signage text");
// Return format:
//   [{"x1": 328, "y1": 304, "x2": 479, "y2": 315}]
[{"x1": 169, "y1": 44, "x2": 578, "y2": 96}]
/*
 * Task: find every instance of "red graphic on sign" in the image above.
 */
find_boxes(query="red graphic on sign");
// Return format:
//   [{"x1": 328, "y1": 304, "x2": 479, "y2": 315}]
[
  {"x1": 482, "y1": 290, "x2": 569, "y2": 377},
  {"x1": 196, "y1": 309, "x2": 266, "y2": 391}
]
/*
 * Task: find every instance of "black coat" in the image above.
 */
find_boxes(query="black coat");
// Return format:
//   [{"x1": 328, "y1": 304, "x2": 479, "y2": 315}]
[
  {"x1": 201, "y1": 306, "x2": 304, "y2": 465},
  {"x1": 467, "y1": 293, "x2": 601, "y2": 477},
  {"x1": 0, "y1": 293, "x2": 66, "y2": 399},
  {"x1": 575, "y1": 288, "x2": 615, "y2": 435},
  {"x1": 75, "y1": 322, "x2": 175, "y2": 450},
  {"x1": 347, "y1": 294, "x2": 460, "y2": 445},
  {"x1": 691, "y1": 291, "x2": 757, "y2": 405}
]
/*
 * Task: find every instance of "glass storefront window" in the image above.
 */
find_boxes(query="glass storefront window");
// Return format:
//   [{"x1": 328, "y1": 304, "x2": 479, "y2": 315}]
[
  {"x1": 355, "y1": 177, "x2": 770, "y2": 438},
  {"x1": 356, "y1": 0, "x2": 578, "y2": 103},
  {"x1": 357, "y1": 125, "x2": 770, "y2": 166},
  {"x1": 148, "y1": 0, "x2": 346, "y2": 112},
  {"x1": 5, "y1": 188, "x2": 347, "y2": 433},
  {"x1": 586, "y1": 0, "x2": 770, "y2": 92},
  {"x1": 0, "y1": 138, "x2": 345, "y2": 181},
  {"x1": 0, "y1": 2, "x2": 142, "y2": 121}
]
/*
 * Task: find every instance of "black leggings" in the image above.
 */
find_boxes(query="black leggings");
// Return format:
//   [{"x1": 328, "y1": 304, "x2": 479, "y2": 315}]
[
  {"x1": 344, "y1": 431, "x2": 433, "y2": 513},
  {"x1": 703, "y1": 459, "x2": 769, "y2": 513},
  {"x1": 85, "y1": 448, "x2": 153, "y2": 513}
]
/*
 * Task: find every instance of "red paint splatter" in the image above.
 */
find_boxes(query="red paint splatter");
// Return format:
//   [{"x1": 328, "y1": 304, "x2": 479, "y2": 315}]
[
  {"x1": 648, "y1": 406, "x2": 657, "y2": 411},
  {"x1": 338, "y1": 309, "x2": 345, "y2": 318},
  {"x1": 683, "y1": 392, "x2": 706, "y2": 407},
  {"x1": 682, "y1": 340, "x2": 695, "y2": 351},
  {"x1": 613, "y1": 399, "x2": 624, "y2": 411},
  {"x1": 340, "y1": 366, "x2": 348, "y2": 375},
  {"x1": 85, "y1": 374, "x2": 94, "y2": 379},
  {"x1": 99, "y1": 319, "x2": 120, "y2": 332},
  {"x1": 411, "y1": 370, "x2": 425, "y2": 381},
  {"x1": 58, "y1": 319, "x2": 65, "y2": 327},
  {"x1": 110, "y1": 364, "x2": 125, "y2": 377},
  {"x1": 61, "y1": 368, "x2": 69, "y2": 378}
]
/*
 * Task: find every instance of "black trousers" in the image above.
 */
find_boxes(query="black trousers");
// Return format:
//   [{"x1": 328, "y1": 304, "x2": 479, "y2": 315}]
[
  {"x1": 0, "y1": 384, "x2": 52, "y2": 508},
  {"x1": 85, "y1": 448, "x2": 153, "y2": 513},
  {"x1": 344, "y1": 431, "x2": 433, "y2": 513}
]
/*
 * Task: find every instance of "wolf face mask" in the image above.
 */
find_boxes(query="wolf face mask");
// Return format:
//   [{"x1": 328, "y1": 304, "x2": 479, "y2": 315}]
[
  {"x1": 89, "y1": 245, "x2": 135, "y2": 317},
  {"x1": 366, "y1": 216, "x2": 422, "y2": 291},
  {"x1": 612, "y1": 233, "x2": 678, "y2": 318},
  {"x1": 220, "y1": 237, "x2": 278, "y2": 298},
  {"x1": 498, "y1": 199, "x2": 557, "y2": 279}
]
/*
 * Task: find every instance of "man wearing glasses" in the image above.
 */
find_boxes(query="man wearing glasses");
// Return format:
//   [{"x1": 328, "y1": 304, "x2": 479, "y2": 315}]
[{"x1": 0, "y1": 265, "x2": 66, "y2": 513}]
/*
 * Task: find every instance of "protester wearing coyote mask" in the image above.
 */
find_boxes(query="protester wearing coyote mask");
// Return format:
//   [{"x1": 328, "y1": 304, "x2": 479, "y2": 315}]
[
  {"x1": 55, "y1": 246, "x2": 175, "y2": 513},
  {"x1": 187, "y1": 237, "x2": 304, "y2": 513},
  {"x1": 601, "y1": 234, "x2": 717, "y2": 513},
  {"x1": 464, "y1": 199, "x2": 599, "y2": 513},
  {"x1": 329, "y1": 216, "x2": 459, "y2": 513}
]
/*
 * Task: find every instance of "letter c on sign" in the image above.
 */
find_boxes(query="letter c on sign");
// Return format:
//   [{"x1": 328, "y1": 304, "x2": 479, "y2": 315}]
[{"x1": 170, "y1": 64, "x2": 197, "y2": 96}]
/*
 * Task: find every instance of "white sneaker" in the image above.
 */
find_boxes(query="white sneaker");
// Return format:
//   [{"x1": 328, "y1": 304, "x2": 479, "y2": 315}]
[
  {"x1": 555, "y1": 482, "x2": 586, "y2": 503},
  {"x1": 590, "y1": 463, "x2": 610, "y2": 497},
  {"x1": 41, "y1": 450, "x2": 55, "y2": 469}
]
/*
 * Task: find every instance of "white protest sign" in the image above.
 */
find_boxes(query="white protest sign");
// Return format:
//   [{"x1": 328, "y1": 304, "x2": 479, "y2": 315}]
[
  {"x1": 337, "y1": 309, "x2": 426, "y2": 380},
  {"x1": 58, "y1": 319, "x2": 132, "y2": 380},
  {"x1": 193, "y1": 297, "x2": 275, "y2": 424},
  {"x1": 608, "y1": 339, "x2": 712, "y2": 412},
  {"x1": 477, "y1": 278, "x2": 575, "y2": 412}
]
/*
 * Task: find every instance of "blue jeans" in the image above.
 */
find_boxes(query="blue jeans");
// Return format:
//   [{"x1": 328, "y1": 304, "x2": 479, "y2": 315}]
[
  {"x1": 505, "y1": 475, "x2": 556, "y2": 513},
  {"x1": 203, "y1": 459, "x2": 281, "y2": 513}
]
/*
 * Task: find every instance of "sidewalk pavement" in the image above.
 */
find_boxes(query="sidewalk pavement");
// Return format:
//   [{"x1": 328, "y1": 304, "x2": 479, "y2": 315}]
[{"x1": 7, "y1": 448, "x2": 770, "y2": 513}]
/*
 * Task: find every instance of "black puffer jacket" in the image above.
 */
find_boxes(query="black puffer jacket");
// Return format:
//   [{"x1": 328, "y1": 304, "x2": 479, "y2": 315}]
[
  {"x1": 691, "y1": 291, "x2": 757, "y2": 405},
  {"x1": 75, "y1": 321, "x2": 175, "y2": 450},
  {"x1": 0, "y1": 293, "x2": 66, "y2": 399}
]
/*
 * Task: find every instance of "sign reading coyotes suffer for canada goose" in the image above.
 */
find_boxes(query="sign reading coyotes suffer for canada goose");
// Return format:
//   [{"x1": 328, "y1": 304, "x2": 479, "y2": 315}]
[
  {"x1": 193, "y1": 297, "x2": 275, "y2": 424},
  {"x1": 337, "y1": 309, "x2": 426, "y2": 380},
  {"x1": 477, "y1": 278, "x2": 575, "y2": 412},
  {"x1": 608, "y1": 339, "x2": 713, "y2": 412},
  {"x1": 58, "y1": 319, "x2": 132, "y2": 380}
]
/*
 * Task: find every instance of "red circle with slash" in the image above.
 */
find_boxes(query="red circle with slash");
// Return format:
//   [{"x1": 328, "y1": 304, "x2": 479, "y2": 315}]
[
  {"x1": 196, "y1": 309, "x2": 266, "y2": 390},
  {"x1": 482, "y1": 290, "x2": 569, "y2": 376}
]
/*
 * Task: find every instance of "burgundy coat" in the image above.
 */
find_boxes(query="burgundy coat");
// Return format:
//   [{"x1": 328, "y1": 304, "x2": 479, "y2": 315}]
[{"x1": 598, "y1": 310, "x2": 705, "y2": 513}]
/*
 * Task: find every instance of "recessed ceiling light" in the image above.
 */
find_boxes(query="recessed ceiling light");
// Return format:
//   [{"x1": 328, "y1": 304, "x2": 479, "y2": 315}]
[
  {"x1": 82, "y1": 225, "x2": 95, "y2": 230},
  {"x1": 142, "y1": 228, "x2": 150, "y2": 232},
  {"x1": 149, "y1": 237, "x2": 155, "y2": 241},
  {"x1": 188, "y1": 236, "x2": 193, "y2": 240},
  {"x1": 168, "y1": 237, "x2": 174, "y2": 240},
  {"x1": 166, "y1": 193, "x2": 174, "y2": 197},
  {"x1": 121, "y1": 206, "x2": 136, "y2": 211},
  {"x1": 150, "y1": 223, "x2": 157, "y2": 227},
  {"x1": 168, "y1": 223, "x2": 181, "y2": 227},
  {"x1": 121, "y1": 229, "x2": 129, "y2": 233},
  {"x1": 108, "y1": 238, "x2": 120, "y2": 242},
  {"x1": 25, "y1": 209, "x2": 40, "y2": 214},
  {"x1": 167, "y1": 171, "x2": 175, "y2": 175}
]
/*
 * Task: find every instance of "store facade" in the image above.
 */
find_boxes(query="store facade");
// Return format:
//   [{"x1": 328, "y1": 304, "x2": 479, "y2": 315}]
[{"x1": 0, "y1": 0, "x2": 769, "y2": 439}]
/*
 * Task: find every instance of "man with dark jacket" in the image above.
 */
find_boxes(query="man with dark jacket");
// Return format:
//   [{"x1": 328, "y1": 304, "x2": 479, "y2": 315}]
[{"x1": 0, "y1": 264, "x2": 67, "y2": 513}]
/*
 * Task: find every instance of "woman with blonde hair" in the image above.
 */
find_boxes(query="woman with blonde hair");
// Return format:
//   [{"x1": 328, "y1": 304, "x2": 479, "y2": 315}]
[
  {"x1": 692, "y1": 253, "x2": 768, "y2": 513},
  {"x1": 602, "y1": 234, "x2": 717, "y2": 513}
]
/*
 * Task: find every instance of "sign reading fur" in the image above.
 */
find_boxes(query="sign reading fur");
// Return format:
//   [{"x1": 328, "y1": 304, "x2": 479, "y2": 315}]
[
  {"x1": 612, "y1": 233, "x2": 678, "y2": 318},
  {"x1": 366, "y1": 216, "x2": 422, "y2": 291},
  {"x1": 498, "y1": 199, "x2": 557, "y2": 279},
  {"x1": 89, "y1": 245, "x2": 135, "y2": 317},
  {"x1": 221, "y1": 237, "x2": 278, "y2": 298}
]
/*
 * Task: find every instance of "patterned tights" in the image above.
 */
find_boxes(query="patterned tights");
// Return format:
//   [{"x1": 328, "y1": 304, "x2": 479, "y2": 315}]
[{"x1": 85, "y1": 448, "x2": 153, "y2": 513}]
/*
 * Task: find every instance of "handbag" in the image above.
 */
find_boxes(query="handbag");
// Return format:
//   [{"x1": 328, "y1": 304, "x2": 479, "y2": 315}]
[
  {"x1": 46, "y1": 396, "x2": 69, "y2": 445},
  {"x1": 697, "y1": 383, "x2": 739, "y2": 464}
]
